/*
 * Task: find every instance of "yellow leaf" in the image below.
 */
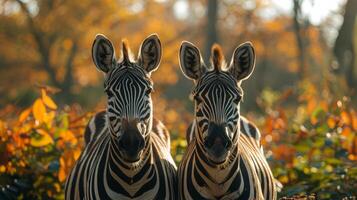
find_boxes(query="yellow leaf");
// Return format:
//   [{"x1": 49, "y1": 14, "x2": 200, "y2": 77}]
[
  {"x1": 54, "y1": 183, "x2": 61, "y2": 192},
  {"x1": 30, "y1": 129, "x2": 53, "y2": 147},
  {"x1": 41, "y1": 89, "x2": 57, "y2": 110},
  {"x1": 33, "y1": 99, "x2": 46, "y2": 123},
  {"x1": 18, "y1": 108, "x2": 32, "y2": 123},
  {"x1": 43, "y1": 111, "x2": 55, "y2": 128},
  {"x1": 0, "y1": 165, "x2": 6, "y2": 173},
  {"x1": 279, "y1": 175, "x2": 289, "y2": 184}
]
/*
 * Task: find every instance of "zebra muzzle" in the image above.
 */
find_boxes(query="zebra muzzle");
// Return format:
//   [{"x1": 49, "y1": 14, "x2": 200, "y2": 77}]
[
  {"x1": 204, "y1": 123, "x2": 233, "y2": 164},
  {"x1": 118, "y1": 119, "x2": 146, "y2": 162}
]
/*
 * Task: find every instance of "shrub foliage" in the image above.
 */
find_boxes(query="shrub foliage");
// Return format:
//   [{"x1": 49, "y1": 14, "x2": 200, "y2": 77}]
[{"x1": 0, "y1": 85, "x2": 356, "y2": 199}]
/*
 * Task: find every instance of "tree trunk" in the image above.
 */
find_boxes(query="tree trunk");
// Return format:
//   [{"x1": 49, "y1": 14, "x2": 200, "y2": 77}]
[
  {"x1": 205, "y1": 0, "x2": 219, "y2": 64},
  {"x1": 292, "y1": 0, "x2": 306, "y2": 80},
  {"x1": 333, "y1": 0, "x2": 357, "y2": 92}
]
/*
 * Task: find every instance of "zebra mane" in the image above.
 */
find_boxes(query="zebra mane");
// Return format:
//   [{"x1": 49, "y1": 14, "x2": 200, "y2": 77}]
[
  {"x1": 121, "y1": 39, "x2": 133, "y2": 64},
  {"x1": 211, "y1": 44, "x2": 226, "y2": 71}
]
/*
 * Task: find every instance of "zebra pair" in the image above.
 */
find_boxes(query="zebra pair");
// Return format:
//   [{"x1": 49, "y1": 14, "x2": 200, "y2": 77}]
[{"x1": 65, "y1": 34, "x2": 277, "y2": 200}]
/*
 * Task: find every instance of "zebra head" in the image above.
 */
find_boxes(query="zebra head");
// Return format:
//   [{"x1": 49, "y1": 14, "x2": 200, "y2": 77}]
[
  {"x1": 92, "y1": 34, "x2": 162, "y2": 162},
  {"x1": 179, "y1": 41, "x2": 255, "y2": 164}
]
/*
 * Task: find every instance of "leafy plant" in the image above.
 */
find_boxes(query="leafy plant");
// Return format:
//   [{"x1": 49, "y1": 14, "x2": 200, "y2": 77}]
[
  {"x1": 256, "y1": 82, "x2": 357, "y2": 199},
  {"x1": 0, "y1": 89, "x2": 90, "y2": 199}
]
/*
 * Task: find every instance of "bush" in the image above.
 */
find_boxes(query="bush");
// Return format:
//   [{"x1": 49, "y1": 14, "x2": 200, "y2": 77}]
[
  {"x1": 0, "y1": 83, "x2": 356, "y2": 199},
  {"x1": 0, "y1": 89, "x2": 90, "y2": 199},
  {"x1": 255, "y1": 82, "x2": 357, "y2": 199}
]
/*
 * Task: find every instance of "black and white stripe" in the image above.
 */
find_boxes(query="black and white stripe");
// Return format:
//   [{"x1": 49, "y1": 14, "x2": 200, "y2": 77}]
[
  {"x1": 65, "y1": 34, "x2": 177, "y2": 200},
  {"x1": 178, "y1": 41, "x2": 277, "y2": 199}
]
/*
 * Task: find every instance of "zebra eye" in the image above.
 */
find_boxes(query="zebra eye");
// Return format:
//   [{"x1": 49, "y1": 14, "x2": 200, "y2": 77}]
[
  {"x1": 233, "y1": 96, "x2": 241, "y2": 104},
  {"x1": 105, "y1": 89, "x2": 114, "y2": 97},
  {"x1": 145, "y1": 87, "x2": 153, "y2": 95},
  {"x1": 194, "y1": 95, "x2": 203, "y2": 103}
]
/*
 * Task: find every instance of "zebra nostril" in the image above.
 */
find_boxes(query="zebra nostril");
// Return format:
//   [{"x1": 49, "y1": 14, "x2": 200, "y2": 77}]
[
  {"x1": 204, "y1": 136, "x2": 231, "y2": 150},
  {"x1": 204, "y1": 138, "x2": 214, "y2": 148},
  {"x1": 118, "y1": 134, "x2": 145, "y2": 152},
  {"x1": 118, "y1": 138, "x2": 127, "y2": 149}
]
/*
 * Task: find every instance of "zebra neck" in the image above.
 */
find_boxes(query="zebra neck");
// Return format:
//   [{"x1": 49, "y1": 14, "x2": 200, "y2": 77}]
[{"x1": 108, "y1": 136, "x2": 153, "y2": 177}]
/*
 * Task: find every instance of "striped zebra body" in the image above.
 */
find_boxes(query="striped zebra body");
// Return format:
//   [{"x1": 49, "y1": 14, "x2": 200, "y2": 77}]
[
  {"x1": 178, "y1": 41, "x2": 277, "y2": 199},
  {"x1": 180, "y1": 118, "x2": 275, "y2": 199},
  {"x1": 65, "y1": 34, "x2": 177, "y2": 199},
  {"x1": 65, "y1": 113, "x2": 177, "y2": 199}
]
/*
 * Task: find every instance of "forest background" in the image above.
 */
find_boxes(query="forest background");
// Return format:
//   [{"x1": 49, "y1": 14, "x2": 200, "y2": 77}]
[{"x1": 0, "y1": 0, "x2": 356, "y2": 199}]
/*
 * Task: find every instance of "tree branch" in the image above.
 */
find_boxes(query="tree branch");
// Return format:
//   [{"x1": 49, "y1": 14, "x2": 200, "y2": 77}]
[
  {"x1": 15, "y1": 0, "x2": 60, "y2": 87},
  {"x1": 63, "y1": 39, "x2": 78, "y2": 92}
]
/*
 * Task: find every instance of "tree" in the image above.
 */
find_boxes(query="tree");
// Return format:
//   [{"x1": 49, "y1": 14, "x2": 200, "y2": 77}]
[
  {"x1": 292, "y1": 0, "x2": 307, "y2": 80},
  {"x1": 0, "y1": 0, "x2": 184, "y2": 106},
  {"x1": 333, "y1": 0, "x2": 357, "y2": 93},
  {"x1": 0, "y1": 0, "x2": 121, "y2": 103},
  {"x1": 204, "y1": 0, "x2": 219, "y2": 63}
]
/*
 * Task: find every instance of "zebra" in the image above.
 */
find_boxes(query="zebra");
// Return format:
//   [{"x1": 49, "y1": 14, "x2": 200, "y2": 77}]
[
  {"x1": 65, "y1": 34, "x2": 177, "y2": 200},
  {"x1": 178, "y1": 41, "x2": 277, "y2": 200}
]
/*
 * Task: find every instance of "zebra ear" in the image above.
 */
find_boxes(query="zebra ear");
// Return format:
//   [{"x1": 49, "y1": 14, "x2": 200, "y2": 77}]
[
  {"x1": 92, "y1": 34, "x2": 116, "y2": 73},
  {"x1": 138, "y1": 34, "x2": 162, "y2": 73},
  {"x1": 179, "y1": 41, "x2": 206, "y2": 80},
  {"x1": 228, "y1": 42, "x2": 255, "y2": 81}
]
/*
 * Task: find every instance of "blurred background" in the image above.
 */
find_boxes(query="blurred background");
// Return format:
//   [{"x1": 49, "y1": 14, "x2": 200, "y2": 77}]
[{"x1": 0, "y1": 0, "x2": 356, "y2": 199}]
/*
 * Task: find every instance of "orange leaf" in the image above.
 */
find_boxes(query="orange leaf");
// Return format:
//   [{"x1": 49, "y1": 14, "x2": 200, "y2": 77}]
[
  {"x1": 340, "y1": 111, "x2": 351, "y2": 125},
  {"x1": 351, "y1": 110, "x2": 357, "y2": 131},
  {"x1": 58, "y1": 157, "x2": 67, "y2": 182},
  {"x1": 18, "y1": 108, "x2": 32, "y2": 123},
  {"x1": 74, "y1": 149, "x2": 81, "y2": 160},
  {"x1": 32, "y1": 99, "x2": 46, "y2": 123},
  {"x1": 341, "y1": 127, "x2": 351, "y2": 137},
  {"x1": 0, "y1": 120, "x2": 5, "y2": 135},
  {"x1": 306, "y1": 99, "x2": 317, "y2": 114},
  {"x1": 327, "y1": 116, "x2": 336, "y2": 129},
  {"x1": 60, "y1": 130, "x2": 78, "y2": 145},
  {"x1": 320, "y1": 101, "x2": 328, "y2": 112},
  {"x1": 310, "y1": 115, "x2": 318, "y2": 125},
  {"x1": 41, "y1": 89, "x2": 57, "y2": 110}
]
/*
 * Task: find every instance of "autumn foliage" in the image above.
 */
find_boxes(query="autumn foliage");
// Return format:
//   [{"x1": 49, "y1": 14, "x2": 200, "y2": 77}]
[
  {"x1": 0, "y1": 81, "x2": 356, "y2": 199},
  {"x1": 1, "y1": 0, "x2": 357, "y2": 199},
  {"x1": 0, "y1": 89, "x2": 90, "y2": 199},
  {"x1": 253, "y1": 82, "x2": 357, "y2": 198}
]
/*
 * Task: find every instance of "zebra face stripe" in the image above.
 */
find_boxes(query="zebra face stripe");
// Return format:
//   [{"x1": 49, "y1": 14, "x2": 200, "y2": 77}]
[
  {"x1": 193, "y1": 71, "x2": 242, "y2": 153},
  {"x1": 105, "y1": 64, "x2": 153, "y2": 140}
]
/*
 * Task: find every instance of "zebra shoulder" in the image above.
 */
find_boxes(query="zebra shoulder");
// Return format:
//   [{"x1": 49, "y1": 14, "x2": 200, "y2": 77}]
[
  {"x1": 84, "y1": 110, "x2": 107, "y2": 146},
  {"x1": 240, "y1": 116, "x2": 261, "y2": 145}
]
